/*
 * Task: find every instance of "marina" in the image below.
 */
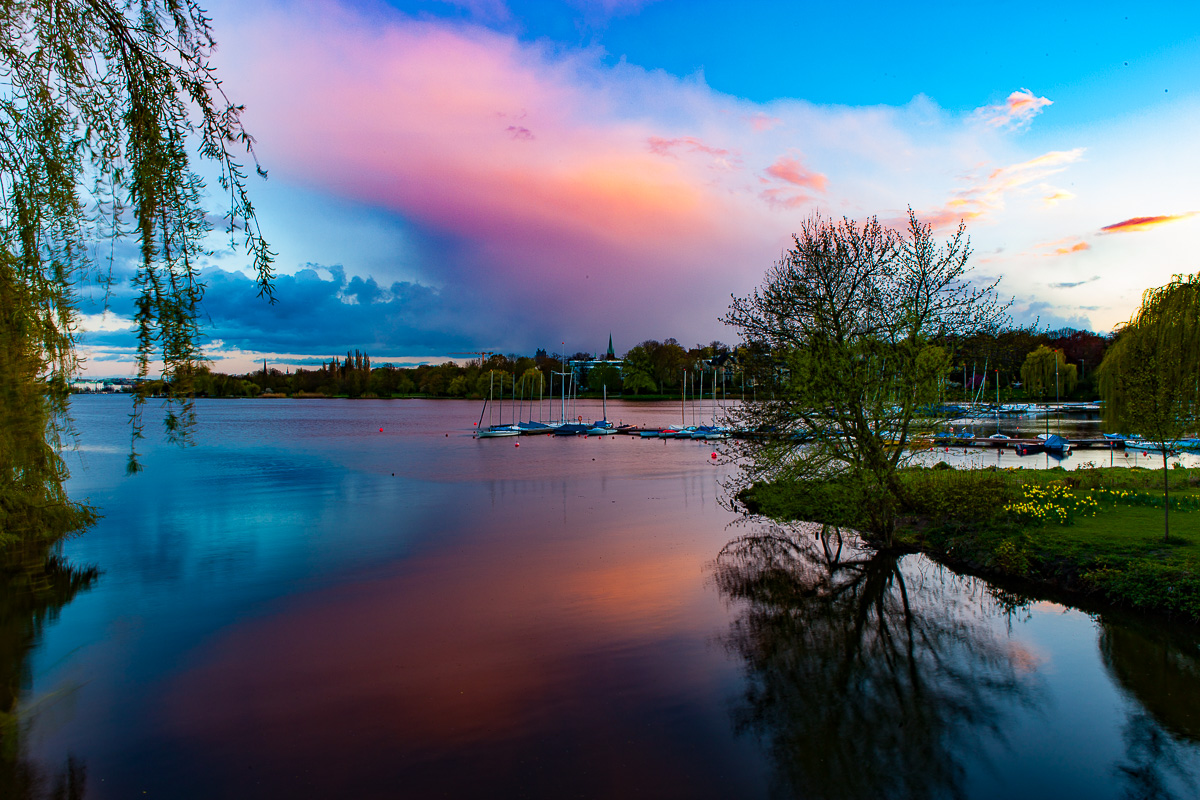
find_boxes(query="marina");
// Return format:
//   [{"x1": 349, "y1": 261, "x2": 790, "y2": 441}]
[{"x1": 15, "y1": 396, "x2": 1197, "y2": 799}]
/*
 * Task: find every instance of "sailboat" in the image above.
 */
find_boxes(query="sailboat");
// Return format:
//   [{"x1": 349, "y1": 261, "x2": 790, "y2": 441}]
[
  {"x1": 476, "y1": 371, "x2": 519, "y2": 438},
  {"x1": 588, "y1": 385, "x2": 617, "y2": 435}
]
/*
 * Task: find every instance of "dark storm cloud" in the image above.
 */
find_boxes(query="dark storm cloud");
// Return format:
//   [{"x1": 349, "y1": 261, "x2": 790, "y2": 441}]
[
  {"x1": 197, "y1": 265, "x2": 479, "y2": 355},
  {"x1": 79, "y1": 264, "x2": 491, "y2": 357}
]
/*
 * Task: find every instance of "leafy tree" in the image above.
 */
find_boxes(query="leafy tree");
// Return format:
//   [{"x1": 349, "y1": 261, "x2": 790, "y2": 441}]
[
  {"x1": 1048, "y1": 328, "x2": 1109, "y2": 383},
  {"x1": 393, "y1": 370, "x2": 416, "y2": 396},
  {"x1": 0, "y1": 1, "x2": 270, "y2": 570},
  {"x1": 474, "y1": 369, "x2": 511, "y2": 399},
  {"x1": 368, "y1": 368, "x2": 394, "y2": 397},
  {"x1": 1020, "y1": 345, "x2": 1076, "y2": 399},
  {"x1": 650, "y1": 338, "x2": 689, "y2": 393},
  {"x1": 516, "y1": 367, "x2": 544, "y2": 399},
  {"x1": 1097, "y1": 275, "x2": 1200, "y2": 542},
  {"x1": 588, "y1": 363, "x2": 622, "y2": 394},
  {"x1": 621, "y1": 345, "x2": 656, "y2": 395},
  {"x1": 724, "y1": 211, "x2": 1007, "y2": 545}
]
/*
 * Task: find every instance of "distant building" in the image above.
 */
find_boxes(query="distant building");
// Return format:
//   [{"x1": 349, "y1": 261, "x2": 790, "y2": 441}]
[
  {"x1": 70, "y1": 377, "x2": 136, "y2": 393},
  {"x1": 567, "y1": 333, "x2": 624, "y2": 388}
]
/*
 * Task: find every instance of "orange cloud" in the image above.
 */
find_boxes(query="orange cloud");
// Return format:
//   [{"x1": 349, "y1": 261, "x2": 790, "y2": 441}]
[
  {"x1": 1029, "y1": 236, "x2": 1091, "y2": 257},
  {"x1": 1055, "y1": 241, "x2": 1091, "y2": 255},
  {"x1": 1099, "y1": 212, "x2": 1199, "y2": 233},
  {"x1": 764, "y1": 156, "x2": 828, "y2": 191},
  {"x1": 915, "y1": 207, "x2": 986, "y2": 231},
  {"x1": 974, "y1": 88, "x2": 1053, "y2": 130},
  {"x1": 1042, "y1": 189, "x2": 1075, "y2": 206}
]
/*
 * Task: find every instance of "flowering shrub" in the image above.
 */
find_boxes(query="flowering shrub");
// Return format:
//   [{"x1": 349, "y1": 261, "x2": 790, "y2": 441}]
[{"x1": 1093, "y1": 487, "x2": 1200, "y2": 512}]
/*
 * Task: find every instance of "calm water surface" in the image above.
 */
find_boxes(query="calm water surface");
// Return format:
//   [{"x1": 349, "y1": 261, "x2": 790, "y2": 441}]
[{"x1": 7, "y1": 397, "x2": 1200, "y2": 798}]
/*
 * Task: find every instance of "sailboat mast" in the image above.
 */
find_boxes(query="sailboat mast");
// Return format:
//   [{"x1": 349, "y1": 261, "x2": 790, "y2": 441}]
[
  {"x1": 708, "y1": 364, "x2": 713, "y2": 426},
  {"x1": 996, "y1": 369, "x2": 1001, "y2": 434}
]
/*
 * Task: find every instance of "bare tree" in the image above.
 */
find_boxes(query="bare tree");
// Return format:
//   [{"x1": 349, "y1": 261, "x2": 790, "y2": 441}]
[{"x1": 724, "y1": 210, "x2": 1008, "y2": 545}]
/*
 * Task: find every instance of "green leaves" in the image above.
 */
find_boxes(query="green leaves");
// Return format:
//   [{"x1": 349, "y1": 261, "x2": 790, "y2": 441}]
[
  {"x1": 1020, "y1": 345, "x2": 1077, "y2": 399},
  {"x1": 725, "y1": 211, "x2": 1007, "y2": 544},
  {"x1": 1, "y1": 1, "x2": 269, "y2": 556}
]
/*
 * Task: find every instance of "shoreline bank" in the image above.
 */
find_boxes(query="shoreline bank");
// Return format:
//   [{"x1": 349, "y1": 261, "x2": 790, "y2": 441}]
[{"x1": 741, "y1": 465, "x2": 1200, "y2": 624}]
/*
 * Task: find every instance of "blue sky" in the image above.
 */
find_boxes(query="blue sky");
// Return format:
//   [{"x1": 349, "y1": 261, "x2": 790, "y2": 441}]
[{"x1": 77, "y1": 0, "x2": 1200, "y2": 374}]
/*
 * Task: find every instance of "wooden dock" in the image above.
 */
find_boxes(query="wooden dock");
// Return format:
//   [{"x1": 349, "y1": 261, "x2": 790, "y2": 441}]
[{"x1": 918, "y1": 437, "x2": 1124, "y2": 451}]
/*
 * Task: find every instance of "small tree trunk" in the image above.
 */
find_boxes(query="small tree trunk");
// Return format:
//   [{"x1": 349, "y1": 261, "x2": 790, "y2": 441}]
[{"x1": 1163, "y1": 450, "x2": 1170, "y2": 543}]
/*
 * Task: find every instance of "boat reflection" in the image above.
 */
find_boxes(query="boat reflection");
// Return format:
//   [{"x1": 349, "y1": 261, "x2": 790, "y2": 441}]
[{"x1": 713, "y1": 523, "x2": 1037, "y2": 799}]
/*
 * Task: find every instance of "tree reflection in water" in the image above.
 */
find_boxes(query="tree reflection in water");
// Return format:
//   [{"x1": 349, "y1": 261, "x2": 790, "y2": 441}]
[
  {"x1": 1101, "y1": 622, "x2": 1200, "y2": 799},
  {"x1": 714, "y1": 523, "x2": 1037, "y2": 800},
  {"x1": 0, "y1": 555, "x2": 96, "y2": 799}
]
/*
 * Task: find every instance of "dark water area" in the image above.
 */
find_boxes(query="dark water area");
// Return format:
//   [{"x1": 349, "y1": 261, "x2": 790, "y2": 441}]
[{"x1": 5, "y1": 397, "x2": 1200, "y2": 798}]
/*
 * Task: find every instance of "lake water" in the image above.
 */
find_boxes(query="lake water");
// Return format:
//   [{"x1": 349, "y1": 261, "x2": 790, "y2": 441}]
[{"x1": 7, "y1": 396, "x2": 1200, "y2": 798}]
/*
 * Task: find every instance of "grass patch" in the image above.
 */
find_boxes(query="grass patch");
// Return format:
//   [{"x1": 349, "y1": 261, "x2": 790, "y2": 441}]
[{"x1": 743, "y1": 465, "x2": 1200, "y2": 622}]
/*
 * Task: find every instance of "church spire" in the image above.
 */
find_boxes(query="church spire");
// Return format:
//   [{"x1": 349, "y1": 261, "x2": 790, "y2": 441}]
[{"x1": 606, "y1": 333, "x2": 615, "y2": 360}]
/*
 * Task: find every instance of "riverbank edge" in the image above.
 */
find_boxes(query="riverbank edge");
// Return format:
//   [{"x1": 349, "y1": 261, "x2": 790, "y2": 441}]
[
  {"x1": 893, "y1": 521, "x2": 1200, "y2": 624},
  {"x1": 739, "y1": 470, "x2": 1200, "y2": 624}
]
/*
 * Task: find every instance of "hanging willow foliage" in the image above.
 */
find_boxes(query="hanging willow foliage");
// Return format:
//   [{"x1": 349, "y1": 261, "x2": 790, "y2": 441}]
[
  {"x1": 1097, "y1": 274, "x2": 1200, "y2": 542},
  {"x1": 0, "y1": 1, "x2": 272, "y2": 565},
  {"x1": 1019, "y1": 345, "x2": 1076, "y2": 399},
  {"x1": 1099, "y1": 275, "x2": 1200, "y2": 432}
]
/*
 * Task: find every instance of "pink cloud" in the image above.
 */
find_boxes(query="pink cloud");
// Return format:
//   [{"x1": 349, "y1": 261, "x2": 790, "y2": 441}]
[
  {"x1": 202, "y1": 0, "x2": 1117, "y2": 349},
  {"x1": 232, "y1": 15, "x2": 720, "y2": 253},
  {"x1": 208, "y1": 0, "x2": 781, "y2": 345},
  {"x1": 745, "y1": 112, "x2": 782, "y2": 132},
  {"x1": 759, "y1": 187, "x2": 812, "y2": 210},
  {"x1": 764, "y1": 156, "x2": 828, "y2": 192},
  {"x1": 973, "y1": 88, "x2": 1053, "y2": 130},
  {"x1": 647, "y1": 136, "x2": 731, "y2": 159}
]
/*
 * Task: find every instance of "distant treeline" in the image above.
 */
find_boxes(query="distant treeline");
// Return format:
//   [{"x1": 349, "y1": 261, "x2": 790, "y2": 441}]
[{"x1": 125, "y1": 327, "x2": 1113, "y2": 400}]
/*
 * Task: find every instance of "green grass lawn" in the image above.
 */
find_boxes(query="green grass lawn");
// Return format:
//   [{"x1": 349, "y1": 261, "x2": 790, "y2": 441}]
[
  {"x1": 745, "y1": 465, "x2": 1200, "y2": 621},
  {"x1": 900, "y1": 468, "x2": 1200, "y2": 621}
]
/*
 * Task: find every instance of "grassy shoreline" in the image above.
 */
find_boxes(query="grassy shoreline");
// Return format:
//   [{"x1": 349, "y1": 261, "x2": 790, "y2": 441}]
[{"x1": 741, "y1": 465, "x2": 1200, "y2": 623}]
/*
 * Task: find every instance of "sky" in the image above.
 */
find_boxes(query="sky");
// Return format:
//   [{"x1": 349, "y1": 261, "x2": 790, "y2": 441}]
[{"x1": 77, "y1": 0, "x2": 1200, "y2": 374}]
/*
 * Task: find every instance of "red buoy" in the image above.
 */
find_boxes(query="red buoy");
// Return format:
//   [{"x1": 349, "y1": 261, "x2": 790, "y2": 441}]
[
  {"x1": 711, "y1": 452, "x2": 717, "y2": 459},
  {"x1": 379, "y1": 428, "x2": 383, "y2": 432},
  {"x1": 515, "y1": 442, "x2": 520, "y2": 447}
]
